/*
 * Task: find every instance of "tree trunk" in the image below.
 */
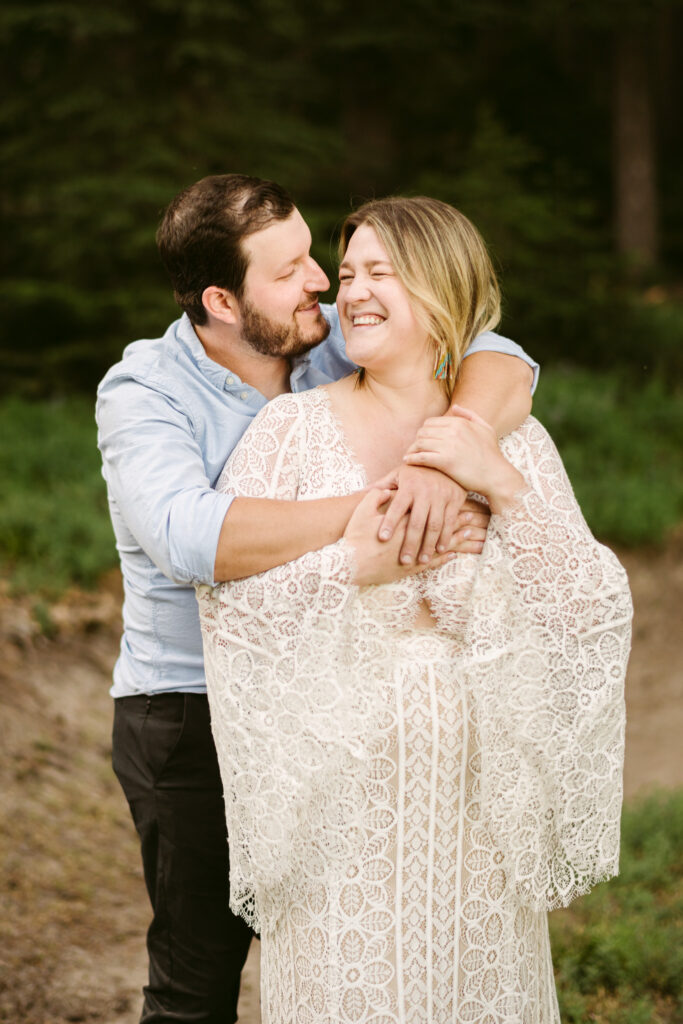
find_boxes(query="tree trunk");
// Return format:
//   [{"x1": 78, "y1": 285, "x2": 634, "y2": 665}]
[{"x1": 613, "y1": 26, "x2": 658, "y2": 267}]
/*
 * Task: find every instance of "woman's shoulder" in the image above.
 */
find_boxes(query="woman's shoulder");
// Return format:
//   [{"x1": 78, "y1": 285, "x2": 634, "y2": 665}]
[
  {"x1": 263, "y1": 385, "x2": 335, "y2": 416},
  {"x1": 246, "y1": 387, "x2": 327, "y2": 433}
]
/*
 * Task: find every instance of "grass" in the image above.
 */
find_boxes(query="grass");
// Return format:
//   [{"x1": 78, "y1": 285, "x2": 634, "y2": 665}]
[
  {"x1": 550, "y1": 789, "x2": 683, "y2": 1023},
  {"x1": 0, "y1": 396, "x2": 117, "y2": 595},
  {"x1": 0, "y1": 368, "x2": 681, "y2": 596},
  {"x1": 533, "y1": 369, "x2": 683, "y2": 547}
]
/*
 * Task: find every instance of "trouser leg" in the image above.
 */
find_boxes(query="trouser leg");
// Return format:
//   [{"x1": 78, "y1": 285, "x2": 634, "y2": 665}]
[{"x1": 113, "y1": 693, "x2": 254, "y2": 1024}]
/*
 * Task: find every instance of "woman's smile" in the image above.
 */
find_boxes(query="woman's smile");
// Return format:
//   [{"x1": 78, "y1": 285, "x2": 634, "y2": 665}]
[{"x1": 350, "y1": 313, "x2": 386, "y2": 328}]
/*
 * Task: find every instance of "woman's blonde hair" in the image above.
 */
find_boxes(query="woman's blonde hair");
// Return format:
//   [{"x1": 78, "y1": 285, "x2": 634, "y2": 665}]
[{"x1": 338, "y1": 197, "x2": 501, "y2": 396}]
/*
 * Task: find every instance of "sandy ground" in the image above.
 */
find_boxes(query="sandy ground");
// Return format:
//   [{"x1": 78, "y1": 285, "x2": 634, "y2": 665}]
[{"x1": 0, "y1": 538, "x2": 681, "y2": 1023}]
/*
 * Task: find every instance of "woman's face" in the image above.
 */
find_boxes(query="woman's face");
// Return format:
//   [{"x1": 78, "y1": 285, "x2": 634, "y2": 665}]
[{"x1": 337, "y1": 224, "x2": 431, "y2": 376}]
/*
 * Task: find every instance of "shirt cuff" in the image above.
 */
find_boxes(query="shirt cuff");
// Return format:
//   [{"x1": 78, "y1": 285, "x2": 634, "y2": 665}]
[{"x1": 168, "y1": 490, "x2": 236, "y2": 586}]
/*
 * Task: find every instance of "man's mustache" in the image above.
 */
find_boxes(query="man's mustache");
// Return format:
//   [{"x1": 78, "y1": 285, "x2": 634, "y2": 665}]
[{"x1": 296, "y1": 294, "x2": 322, "y2": 312}]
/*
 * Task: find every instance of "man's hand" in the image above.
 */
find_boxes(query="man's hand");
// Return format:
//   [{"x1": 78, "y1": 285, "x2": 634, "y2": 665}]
[
  {"x1": 373, "y1": 464, "x2": 489, "y2": 565},
  {"x1": 344, "y1": 488, "x2": 458, "y2": 586}
]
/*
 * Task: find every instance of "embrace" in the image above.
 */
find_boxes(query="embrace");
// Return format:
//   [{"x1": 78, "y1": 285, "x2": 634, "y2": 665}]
[{"x1": 97, "y1": 175, "x2": 632, "y2": 1023}]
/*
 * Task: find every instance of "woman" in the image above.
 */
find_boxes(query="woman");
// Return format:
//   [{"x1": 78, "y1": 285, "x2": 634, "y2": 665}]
[{"x1": 197, "y1": 197, "x2": 632, "y2": 1023}]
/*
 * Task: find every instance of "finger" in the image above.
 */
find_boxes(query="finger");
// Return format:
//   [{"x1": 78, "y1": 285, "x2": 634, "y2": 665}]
[
  {"x1": 372, "y1": 468, "x2": 399, "y2": 490},
  {"x1": 409, "y1": 424, "x2": 453, "y2": 451},
  {"x1": 421, "y1": 416, "x2": 454, "y2": 429},
  {"x1": 359, "y1": 487, "x2": 395, "y2": 516},
  {"x1": 449, "y1": 403, "x2": 492, "y2": 430},
  {"x1": 401, "y1": 550, "x2": 457, "y2": 577},
  {"x1": 454, "y1": 508, "x2": 490, "y2": 531},
  {"x1": 448, "y1": 403, "x2": 478, "y2": 421},
  {"x1": 449, "y1": 538, "x2": 485, "y2": 555},
  {"x1": 457, "y1": 513, "x2": 490, "y2": 532},
  {"x1": 400, "y1": 500, "x2": 429, "y2": 564},
  {"x1": 435, "y1": 498, "x2": 463, "y2": 553},
  {"x1": 416, "y1": 510, "x2": 445, "y2": 564},
  {"x1": 403, "y1": 451, "x2": 446, "y2": 470},
  {"x1": 450, "y1": 525, "x2": 487, "y2": 550},
  {"x1": 378, "y1": 490, "x2": 412, "y2": 541}
]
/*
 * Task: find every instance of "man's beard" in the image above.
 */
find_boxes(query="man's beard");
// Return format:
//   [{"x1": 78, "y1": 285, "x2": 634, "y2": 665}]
[{"x1": 239, "y1": 296, "x2": 330, "y2": 358}]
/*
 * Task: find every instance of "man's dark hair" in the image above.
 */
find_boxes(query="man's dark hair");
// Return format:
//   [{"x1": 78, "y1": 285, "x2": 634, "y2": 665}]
[{"x1": 156, "y1": 174, "x2": 295, "y2": 325}]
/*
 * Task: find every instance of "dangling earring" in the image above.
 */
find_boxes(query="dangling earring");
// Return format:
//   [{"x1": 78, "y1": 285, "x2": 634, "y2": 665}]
[{"x1": 434, "y1": 351, "x2": 452, "y2": 380}]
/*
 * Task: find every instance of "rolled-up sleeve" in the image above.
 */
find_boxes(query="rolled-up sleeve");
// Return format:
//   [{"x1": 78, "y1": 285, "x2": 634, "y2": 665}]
[{"x1": 97, "y1": 378, "x2": 233, "y2": 585}]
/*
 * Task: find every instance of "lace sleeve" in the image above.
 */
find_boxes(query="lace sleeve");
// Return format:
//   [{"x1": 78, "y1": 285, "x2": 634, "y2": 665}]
[
  {"x1": 457, "y1": 416, "x2": 632, "y2": 910},
  {"x1": 196, "y1": 394, "x2": 380, "y2": 930}
]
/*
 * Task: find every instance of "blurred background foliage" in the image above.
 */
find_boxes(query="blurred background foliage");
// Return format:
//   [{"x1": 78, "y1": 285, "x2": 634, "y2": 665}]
[
  {"x1": 0, "y1": 0, "x2": 682, "y2": 588},
  {"x1": 2, "y1": 0, "x2": 682, "y2": 395},
  {"x1": 1, "y1": 10, "x2": 682, "y2": 1022}
]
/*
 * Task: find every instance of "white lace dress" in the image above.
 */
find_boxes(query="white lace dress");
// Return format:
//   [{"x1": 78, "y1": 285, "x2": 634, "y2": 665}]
[{"x1": 196, "y1": 388, "x2": 632, "y2": 1024}]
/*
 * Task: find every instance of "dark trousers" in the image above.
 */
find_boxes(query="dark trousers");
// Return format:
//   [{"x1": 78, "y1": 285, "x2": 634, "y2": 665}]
[{"x1": 113, "y1": 693, "x2": 254, "y2": 1024}]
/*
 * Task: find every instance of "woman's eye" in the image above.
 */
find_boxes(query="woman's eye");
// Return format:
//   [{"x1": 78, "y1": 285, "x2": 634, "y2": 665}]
[{"x1": 338, "y1": 275, "x2": 353, "y2": 283}]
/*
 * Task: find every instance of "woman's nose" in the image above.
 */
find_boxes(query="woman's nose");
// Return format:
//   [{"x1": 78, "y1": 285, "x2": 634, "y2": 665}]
[{"x1": 344, "y1": 275, "x2": 372, "y2": 303}]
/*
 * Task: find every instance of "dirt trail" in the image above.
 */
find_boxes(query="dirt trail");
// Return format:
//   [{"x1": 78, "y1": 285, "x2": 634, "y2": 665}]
[{"x1": 0, "y1": 542, "x2": 681, "y2": 1024}]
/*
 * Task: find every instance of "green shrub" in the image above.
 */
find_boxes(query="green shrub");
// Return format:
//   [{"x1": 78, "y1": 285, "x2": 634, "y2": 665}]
[
  {"x1": 0, "y1": 396, "x2": 117, "y2": 594},
  {"x1": 534, "y1": 368, "x2": 683, "y2": 546},
  {"x1": 551, "y1": 790, "x2": 683, "y2": 1023}
]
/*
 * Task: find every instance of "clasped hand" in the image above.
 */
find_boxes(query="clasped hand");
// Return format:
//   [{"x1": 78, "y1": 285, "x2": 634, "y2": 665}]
[
  {"x1": 343, "y1": 467, "x2": 489, "y2": 588},
  {"x1": 343, "y1": 405, "x2": 526, "y2": 587}
]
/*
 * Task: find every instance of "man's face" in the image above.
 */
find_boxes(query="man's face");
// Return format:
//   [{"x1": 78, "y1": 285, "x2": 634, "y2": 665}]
[{"x1": 238, "y1": 209, "x2": 331, "y2": 358}]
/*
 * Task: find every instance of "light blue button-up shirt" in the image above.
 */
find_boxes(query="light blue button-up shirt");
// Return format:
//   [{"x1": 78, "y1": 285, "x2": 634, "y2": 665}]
[{"x1": 96, "y1": 305, "x2": 538, "y2": 697}]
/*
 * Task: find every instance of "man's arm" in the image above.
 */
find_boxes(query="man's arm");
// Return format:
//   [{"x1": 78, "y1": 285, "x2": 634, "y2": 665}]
[
  {"x1": 219, "y1": 348, "x2": 535, "y2": 577},
  {"x1": 213, "y1": 493, "x2": 360, "y2": 581},
  {"x1": 229, "y1": 342, "x2": 535, "y2": 574},
  {"x1": 98, "y1": 336, "x2": 535, "y2": 586},
  {"x1": 97, "y1": 377, "x2": 367, "y2": 585},
  {"x1": 454, "y1": 350, "x2": 533, "y2": 437},
  {"x1": 97, "y1": 376, "x2": 479, "y2": 586}
]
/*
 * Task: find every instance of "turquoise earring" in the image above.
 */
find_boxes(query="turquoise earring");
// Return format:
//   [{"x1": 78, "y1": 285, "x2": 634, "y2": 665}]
[{"x1": 434, "y1": 352, "x2": 452, "y2": 380}]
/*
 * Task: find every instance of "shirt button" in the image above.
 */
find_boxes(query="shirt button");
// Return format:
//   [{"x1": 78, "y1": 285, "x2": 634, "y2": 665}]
[
  {"x1": 240, "y1": 391, "x2": 248, "y2": 401},
  {"x1": 226, "y1": 376, "x2": 235, "y2": 386}
]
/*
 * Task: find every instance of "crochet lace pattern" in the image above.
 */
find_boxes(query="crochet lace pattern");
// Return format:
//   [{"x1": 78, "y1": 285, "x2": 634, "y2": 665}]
[{"x1": 197, "y1": 389, "x2": 632, "y2": 1023}]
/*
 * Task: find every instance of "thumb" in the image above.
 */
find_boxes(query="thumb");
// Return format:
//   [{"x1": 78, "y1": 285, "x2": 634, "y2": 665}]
[
  {"x1": 360, "y1": 486, "x2": 394, "y2": 515},
  {"x1": 449, "y1": 403, "x2": 491, "y2": 429}
]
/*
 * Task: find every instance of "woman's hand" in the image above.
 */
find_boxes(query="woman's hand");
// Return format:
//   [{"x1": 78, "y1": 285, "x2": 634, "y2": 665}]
[
  {"x1": 344, "y1": 488, "x2": 457, "y2": 586},
  {"x1": 403, "y1": 404, "x2": 527, "y2": 514},
  {"x1": 373, "y1": 464, "x2": 468, "y2": 564}
]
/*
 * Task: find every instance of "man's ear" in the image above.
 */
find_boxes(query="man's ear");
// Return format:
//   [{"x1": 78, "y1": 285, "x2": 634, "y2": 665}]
[{"x1": 201, "y1": 286, "x2": 239, "y2": 325}]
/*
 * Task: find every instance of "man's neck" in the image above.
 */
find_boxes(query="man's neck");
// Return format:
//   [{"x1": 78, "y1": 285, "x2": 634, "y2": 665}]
[{"x1": 195, "y1": 324, "x2": 291, "y2": 400}]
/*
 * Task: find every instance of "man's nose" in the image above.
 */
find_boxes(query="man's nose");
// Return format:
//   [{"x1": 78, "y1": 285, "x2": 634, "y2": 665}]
[{"x1": 304, "y1": 258, "x2": 330, "y2": 294}]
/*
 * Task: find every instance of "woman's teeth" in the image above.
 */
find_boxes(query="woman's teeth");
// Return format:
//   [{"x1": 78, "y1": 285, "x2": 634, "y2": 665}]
[{"x1": 352, "y1": 315, "x2": 384, "y2": 327}]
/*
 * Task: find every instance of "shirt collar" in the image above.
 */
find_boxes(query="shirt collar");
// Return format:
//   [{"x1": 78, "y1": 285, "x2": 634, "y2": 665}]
[{"x1": 175, "y1": 314, "x2": 234, "y2": 392}]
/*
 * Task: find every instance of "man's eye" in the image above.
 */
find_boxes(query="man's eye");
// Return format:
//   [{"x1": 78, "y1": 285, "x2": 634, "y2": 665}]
[{"x1": 278, "y1": 268, "x2": 296, "y2": 280}]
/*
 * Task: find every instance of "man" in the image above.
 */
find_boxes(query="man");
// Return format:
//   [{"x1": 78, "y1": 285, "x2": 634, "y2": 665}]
[{"x1": 97, "y1": 173, "x2": 538, "y2": 1024}]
